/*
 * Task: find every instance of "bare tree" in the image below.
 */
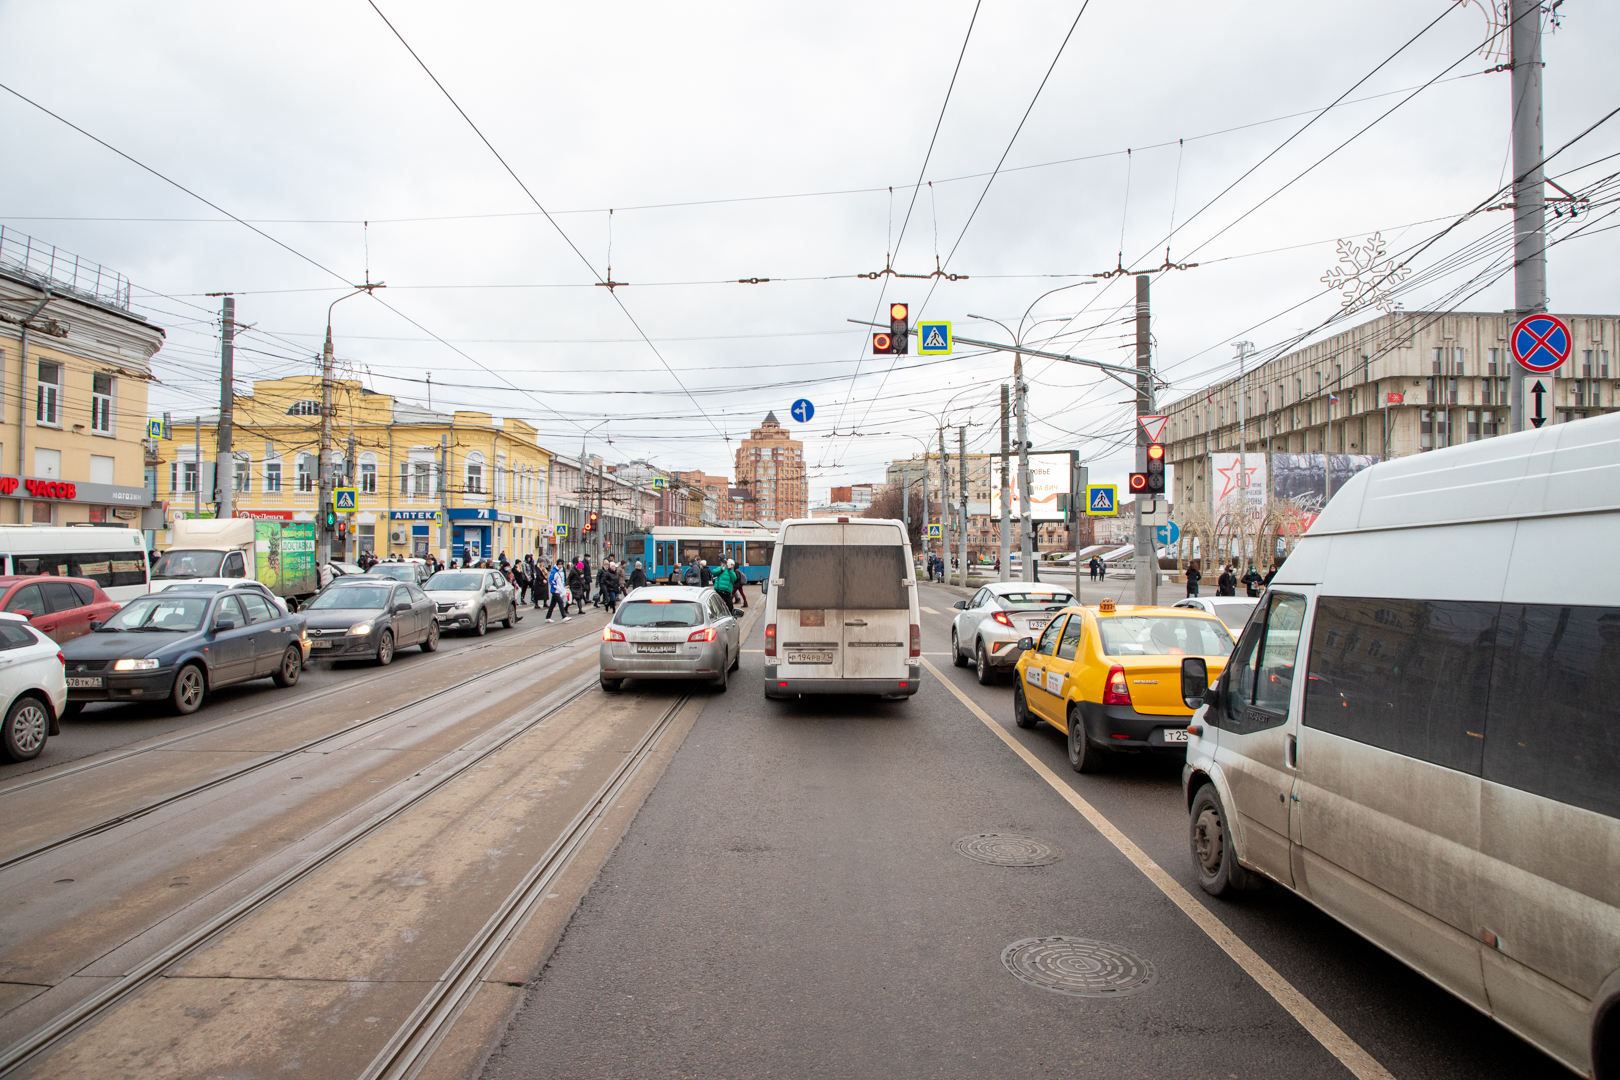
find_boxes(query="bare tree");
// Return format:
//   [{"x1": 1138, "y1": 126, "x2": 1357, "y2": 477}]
[{"x1": 863, "y1": 484, "x2": 926, "y2": 550}]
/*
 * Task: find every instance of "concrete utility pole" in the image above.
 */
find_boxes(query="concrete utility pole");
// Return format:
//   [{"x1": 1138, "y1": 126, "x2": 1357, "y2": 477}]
[
  {"x1": 439, "y1": 434, "x2": 450, "y2": 561},
  {"x1": 596, "y1": 457, "x2": 606, "y2": 568},
  {"x1": 957, "y1": 425, "x2": 968, "y2": 587},
  {"x1": 999, "y1": 384, "x2": 1010, "y2": 582},
  {"x1": 215, "y1": 295, "x2": 235, "y2": 520},
  {"x1": 1509, "y1": 0, "x2": 1545, "y2": 434},
  {"x1": 194, "y1": 415, "x2": 202, "y2": 521},
  {"x1": 1235, "y1": 339, "x2": 1252, "y2": 569},
  {"x1": 938, "y1": 426, "x2": 948, "y2": 574},
  {"x1": 1072, "y1": 456, "x2": 1087, "y2": 599},
  {"x1": 317, "y1": 325, "x2": 336, "y2": 564},
  {"x1": 1133, "y1": 275, "x2": 1158, "y2": 607},
  {"x1": 1016, "y1": 357, "x2": 1032, "y2": 583}
]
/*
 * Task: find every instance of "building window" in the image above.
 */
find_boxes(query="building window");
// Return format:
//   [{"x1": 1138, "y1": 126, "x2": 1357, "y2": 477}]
[
  {"x1": 171, "y1": 458, "x2": 198, "y2": 493},
  {"x1": 91, "y1": 372, "x2": 114, "y2": 434},
  {"x1": 1447, "y1": 378, "x2": 1459, "y2": 405},
  {"x1": 36, "y1": 361, "x2": 61, "y2": 426},
  {"x1": 465, "y1": 453, "x2": 484, "y2": 494},
  {"x1": 296, "y1": 453, "x2": 315, "y2": 493},
  {"x1": 286, "y1": 399, "x2": 322, "y2": 416},
  {"x1": 1582, "y1": 350, "x2": 1592, "y2": 378},
  {"x1": 413, "y1": 462, "x2": 432, "y2": 497},
  {"x1": 31, "y1": 502, "x2": 52, "y2": 524},
  {"x1": 1601, "y1": 351, "x2": 1611, "y2": 378},
  {"x1": 90, "y1": 454, "x2": 114, "y2": 485},
  {"x1": 1572, "y1": 381, "x2": 1587, "y2": 407},
  {"x1": 234, "y1": 455, "x2": 250, "y2": 494},
  {"x1": 1481, "y1": 379, "x2": 1494, "y2": 405},
  {"x1": 1487, "y1": 348, "x2": 1500, "y2": 376},
  {"x1": 264, "y1": 458, "x2": 283, "y2": 493},
  {"x1": 360, "y1": 461, "x2": 377, "y2": 494}
]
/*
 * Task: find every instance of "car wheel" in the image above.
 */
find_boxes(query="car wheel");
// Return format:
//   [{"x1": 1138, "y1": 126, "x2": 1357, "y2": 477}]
[
  {"x1": 271, "y1": 646, "x2": 302, "y2": 687},
  {"x1": 502, "y1": 603, "x2": 514, "y2": 629},
  {"x1": 473, "y1": 609, "x2": 487, "y2": 637},
  {"x1": 713, "y1": 660, "x2": 729, "y2": 693},
  {"x1": 1013, "y1": 683, "x2": 1037, "y2": 729},
  {"x1": 975, "y1": 643, "x2": 996, "y2": 685},
  {"x1": 951, "y1": 628, "x2": 968, "y2": 667},
  {"x1": 421, "y1": 621, "x2": 440, "y2": 652},
  {"x1": 729, "y1": 644, "x2": 740, "y2": 672},
  {"x1": 1190, "y1": 783, "x2": 1257, "y2": 896},
  {"x1": 61, "y1": 701, "x2": 85, "y2": 719},
  {"x1": 600, "y1": 677, "x2": 622, "y2": 692},
  {"x1": 171, "y1": 664, "x2": 206, "y2": 716},
  {"x1": 1066, "y1": 705, "x2": 1103, "y2": 774},
  {"x1": 1, "y1": 695, "x2": 49, "y2": 762},
  {"x1": 376, "y1": 630, "x2": 395, "y2": 666}
]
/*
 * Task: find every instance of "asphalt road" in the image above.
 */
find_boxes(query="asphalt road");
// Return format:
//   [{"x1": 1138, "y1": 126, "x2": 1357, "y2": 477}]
[{"x1": 481, "y1": 580, "x2": 1566, "y2": 1080}]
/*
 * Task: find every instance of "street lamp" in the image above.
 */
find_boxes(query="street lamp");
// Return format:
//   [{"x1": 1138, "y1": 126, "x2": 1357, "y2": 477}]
[
  {"x1": 317, "y1": 282, "x2": 383, "y2": 564},
  {"x1": 907, "y1": 388, "x2": 985, "y2": 587}
]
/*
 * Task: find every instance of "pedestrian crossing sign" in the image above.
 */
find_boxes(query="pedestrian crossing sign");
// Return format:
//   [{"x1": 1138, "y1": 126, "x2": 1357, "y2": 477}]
[
  {"x1": 333, "y1": 488, "x2": 358, "y2": 511},
  {"x1": 927, "y1": 523, "x2": 942, "y2": 539},
  {"x1": 146, "y1": 419, "x2": 163, "y2": 439},
  {"x1": 652, "y1": 477, "x2": 666, "y2": 490},
  {"x1": 556, "y1": 524, "x2": 569, "y2": 537},
  {"x1": 916, "y1": 321, "x2": 952, "y2": 355},
  {"x1": 1085, "y1": 484, "x2": 1118, "y2": 516}
]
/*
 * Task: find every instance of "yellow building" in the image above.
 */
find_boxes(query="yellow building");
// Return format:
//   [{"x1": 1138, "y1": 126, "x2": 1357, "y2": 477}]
[
  {"x1": 0, "y1": 240, "x2": 164, "y2": 531},
  {"x1": 156, "y1": 377, "x2": 552, "y2": 562}
]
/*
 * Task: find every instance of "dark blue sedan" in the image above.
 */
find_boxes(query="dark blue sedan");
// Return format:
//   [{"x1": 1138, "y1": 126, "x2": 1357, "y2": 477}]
[{"x1": 60, "y1": 588, "x2": 307, "y2": 716}]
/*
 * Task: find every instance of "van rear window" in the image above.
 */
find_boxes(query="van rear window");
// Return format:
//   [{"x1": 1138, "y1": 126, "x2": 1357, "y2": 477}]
[{"x1": 777, "y1": 545, "x2": 908, "y2": 610}]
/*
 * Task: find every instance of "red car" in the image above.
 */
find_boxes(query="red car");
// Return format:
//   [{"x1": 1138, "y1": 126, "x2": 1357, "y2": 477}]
[{"x1": 0, "y1": 576, "x2": 122, "y2": 644}]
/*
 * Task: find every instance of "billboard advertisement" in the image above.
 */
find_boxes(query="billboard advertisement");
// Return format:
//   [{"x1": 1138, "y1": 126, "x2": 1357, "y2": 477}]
[
  {"x1": 255, "y1": 520, "x2": 317, "y2": 596},
  {"x1": 989, "y1": 452, "x2": 1071, "y2": 522},
  {"x1": 1270, "y1": 454, "x2": 1381, "y2": 504}
]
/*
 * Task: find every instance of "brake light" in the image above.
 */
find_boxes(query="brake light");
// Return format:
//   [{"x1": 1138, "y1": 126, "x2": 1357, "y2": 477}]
[
  {"x1": 602, "y1": 627, "x2": 625, "y2": 642},
  {"x1": 765, "y1": 623, "x2": 777, "y2": 657},
  {"x1": 1103, "y1": 664, "x2": 1132, "y2": 705},
  {"x1": 991, "y1": 611, "x2": 1014, "y2": 627},
  {"x1": 689, "y1": 626, "x2": 716, "y2": 642},
  {"x1": 909, "y1": 623, "x2": 921, "y2": 658}
]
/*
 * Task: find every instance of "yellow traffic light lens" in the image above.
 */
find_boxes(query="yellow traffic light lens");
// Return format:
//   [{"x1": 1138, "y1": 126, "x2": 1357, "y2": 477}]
[
  {"x1": 1147, "y1": 443, "x2": 1165, "y2": 460},
  {"x1": 890, "y1": 303, "x2": 908, "y2": 321}
]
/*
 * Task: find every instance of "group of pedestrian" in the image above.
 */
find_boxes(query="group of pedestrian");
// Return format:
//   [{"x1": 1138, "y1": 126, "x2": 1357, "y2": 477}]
[
  {"x1": 674, "y1": 556, "x2": 747, "y2": 614},
  {"x1": 1185, "y1": 560, "x2": 1275, "y2": 598},
  {"x1": 1087, "y1": 556, "x2": 1108, "y2": 581},
  {"x1": 923, "y1": 553, "x2": 946, "y2": 582}
]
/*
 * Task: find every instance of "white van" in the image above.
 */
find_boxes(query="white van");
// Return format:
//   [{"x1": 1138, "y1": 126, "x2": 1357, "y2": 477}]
[
  {"x1": 763, "y1": 517, "x2": 920, "y2": 699},
  {"x1": 0, "y1": 524, "x2": 149, "y2": 603},
  {"x1": 1178, "y1": 413, "x2": 1620, "y2": 1079}
]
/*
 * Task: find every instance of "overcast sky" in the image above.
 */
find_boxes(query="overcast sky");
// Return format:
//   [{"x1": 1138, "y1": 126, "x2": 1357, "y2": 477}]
[{"x1": 3, "y1": 1, "x2": 1615, "y2": 501}]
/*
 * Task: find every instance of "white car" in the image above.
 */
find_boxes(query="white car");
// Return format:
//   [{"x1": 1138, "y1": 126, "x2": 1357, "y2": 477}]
[
  {"x1": 1173, "y1": 596, "x2": 1259, "y2": 635},
  {"x1": 0, "y1": 612, "x2": 67, "y2": 762},
  {"x1": 949, "y1": 582, "x2": 1075, "y2": 685}
]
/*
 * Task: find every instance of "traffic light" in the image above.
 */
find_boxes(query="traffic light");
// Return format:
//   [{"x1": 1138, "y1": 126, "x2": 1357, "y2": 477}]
[
  {"x1": 324, "y1": 506, "x2": 337, "y2": 530},
  {"x1": 1145, "y1": 442, "x2": 1166, "y2": 494},
  {"x1": 337, "y1": 519, "x2": 349, "y2": 538},
  {"x1": 872, "y1": 331, "x2": 895, "y2": 354},
  {"x1": 1128, "y1": 472, "x2": 1149, "y2": 495},
  {"x1": 584, "y1": 510, "x2": 598, "y2": 534},
  {"x1": 889, "y1": 302, "x2": 909, "y2": 355}
]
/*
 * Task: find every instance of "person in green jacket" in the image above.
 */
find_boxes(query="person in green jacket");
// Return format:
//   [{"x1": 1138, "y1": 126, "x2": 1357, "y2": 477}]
[{"x1": 711, "y1": 561, "x2": 739, "y2": 614}]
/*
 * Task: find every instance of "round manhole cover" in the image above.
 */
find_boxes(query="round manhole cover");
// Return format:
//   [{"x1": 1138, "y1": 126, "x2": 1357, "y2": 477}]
[
  {"x1": 1001, "y1": 937, "x2": 1157, "y2": 998},
  {"x1": 952, "y1": 834, "x2": 1058, "y2": 867}
]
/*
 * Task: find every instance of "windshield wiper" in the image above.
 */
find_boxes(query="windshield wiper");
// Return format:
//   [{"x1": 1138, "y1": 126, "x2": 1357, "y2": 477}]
[{"x1": 132, "y1": 625, "x2": 187, "y2": 632}]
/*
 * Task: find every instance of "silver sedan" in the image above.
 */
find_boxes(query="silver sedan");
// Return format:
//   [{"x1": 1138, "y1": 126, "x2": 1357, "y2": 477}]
[
  {"x1": 949, "y1": 582, "x2": 1075, "y2": 685},
  {"x1": 599, "y1": 586, "x2": 740, "y2": 693},
  {"x1": 424, "y1": 569, "x2": 517, "y2": 636},
  {"x1": 1172, "y1": 595, "x2": 1258, "y2": 635}
]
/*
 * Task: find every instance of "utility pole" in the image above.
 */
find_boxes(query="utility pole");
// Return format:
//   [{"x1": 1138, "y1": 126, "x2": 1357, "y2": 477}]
[
  {"x1": 921, "y1": 467, "x2": 928, "y2": 572},
  {"x1": 1016, "y1": 356, "x2": 1032, "y2": 583},
  {"x1": 1509, "y1": 0, "x2": 1545, "y2": 434},
  {"x1": 439, "y1": 434, "x2": 450, "y2": 562},
  {"x1": 318, "y1": 327, "x2": 335, "y2": 564},
  {"x1": 215, "y1": 295, "x2": 235, "y2": 521},
  {"x1": 596, "y1": 457, "x2": 606, "y2": 568},
  {"x1": 1134, "y1": 275, "x2": 1157, "y2": 607},
  {"x1": 938, "y1": 426, "x2": 948, "y2": 577},
  {"x1": 999, "y1": 384, "x2": 1010, "y2": 582},
  {"x1": 901, "y1": 464, "x2": 910, "y2": 542},
  {"x1": 1072, "y1": 455, "x2": 1087, "y2": 599},
  {"x1": 1235, "y1": 340, "x2": 1251, "y2": 571},
  {"x1": 957, "y1": 425, "x2": 968, "y2": 588},
  {"x1": 194, "y1": 415, "x2": 202, "y2": 521}
]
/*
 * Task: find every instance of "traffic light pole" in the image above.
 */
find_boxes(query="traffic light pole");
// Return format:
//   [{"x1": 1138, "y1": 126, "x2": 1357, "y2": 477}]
[
  {"x1": 1134, "y1": 275, "x2": 1158, "y2": 608},
  {"x1": 958, "y1": 425, "x2": 967, "y2": 588}
]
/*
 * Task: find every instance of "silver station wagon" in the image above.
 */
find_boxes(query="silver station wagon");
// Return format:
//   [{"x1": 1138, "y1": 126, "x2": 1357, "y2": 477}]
[{"x1": 598, "y1": 586, "x2": 740, "y2": 693}]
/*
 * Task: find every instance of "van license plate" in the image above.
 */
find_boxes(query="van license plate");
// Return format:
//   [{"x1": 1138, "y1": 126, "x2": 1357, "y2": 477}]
[
  {"x1": 636, "y1": 645, "x2": 676, "y2": 654},
  {"x1": 786, "y1": 651, "x2": 833, "y2": 665},
  {"x1": 1162, "y1": 729, "x2": 1190, "y2": 743},
  {"x1": 66, "y1": 677, "x2": 102, "y2": 689}
]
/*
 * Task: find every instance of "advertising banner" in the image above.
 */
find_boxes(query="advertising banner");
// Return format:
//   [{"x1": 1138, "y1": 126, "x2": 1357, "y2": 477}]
[
  {"x1": 255, "y1": 520, "x2": 317, "y2": 596},
  {"x1": 989, "y1": 452, "x2": 1071, "y2": 522},
  {"x1": 1270, "y1": 454, "x2": 1381, "y2": 503},
  {"x1": 1210, "y1": 454, "x2": 1268, "y2": 518}
]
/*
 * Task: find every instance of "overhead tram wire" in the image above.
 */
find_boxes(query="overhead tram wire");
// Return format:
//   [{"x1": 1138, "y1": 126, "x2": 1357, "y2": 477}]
[{"x1": 364, "y1": 0, "x2": 726, "y2": 445}]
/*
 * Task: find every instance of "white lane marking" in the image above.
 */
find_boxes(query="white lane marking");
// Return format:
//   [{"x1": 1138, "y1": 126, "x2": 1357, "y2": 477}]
[
  {"x1": 920, "y1": 657, "x2": 1397, "y2": 1080},
  {"x1": 920, "y1": 605, "x2": 941, "y2": 615}
]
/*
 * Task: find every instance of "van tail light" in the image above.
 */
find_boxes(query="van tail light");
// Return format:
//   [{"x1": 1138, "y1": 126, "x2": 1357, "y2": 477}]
[
  {"x1": 765, "y1": 623, "x2": 777, "y2": 657},
  {"x1": 602, "y1": 627, "x2": 625, "y2": 642},
  {"x1": 689, "y1": 626, "x2": 717, "y2": 643},
  {"x1": 909, "y1": 624, "x2": 921, "y2": 658},
  {"x1": 991, "y1": 611, "x2": 1014, "y2": 627},
  {"x1": 1103, "y1": 665, "x2": 1132, "y2": 706}
]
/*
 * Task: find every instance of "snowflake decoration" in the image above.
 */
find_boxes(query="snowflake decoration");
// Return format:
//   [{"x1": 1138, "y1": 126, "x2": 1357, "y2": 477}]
[
  {"x1": 1454, "y1": 0, "x2": 1510, "y2": 64},
  {"x1": 1321, "y1": 232, "x2": 1411, "y2": 315}
]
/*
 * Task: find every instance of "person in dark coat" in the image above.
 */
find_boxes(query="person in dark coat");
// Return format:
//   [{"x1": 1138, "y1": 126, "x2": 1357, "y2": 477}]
[
  {"x1": 568, "y1": 560, "x2": 587, "y2": 615},
  {"x1": 1217, "y1": 564, "x2": 1237, "y2": 596},
  {"x1": 1241, "y1": 564, "x2": 1264, "y2": 597},
  {"x1": 1185, "y1": 562, "x2": 1202, "y2": 598},
  {"x1": 629, "y1": 560, "x2": 648, "y2": 589}
]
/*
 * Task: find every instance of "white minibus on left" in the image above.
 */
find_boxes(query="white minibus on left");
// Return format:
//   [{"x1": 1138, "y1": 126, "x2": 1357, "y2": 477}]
[{"x1": 0, "y1": 525, "x2": 150, "y2": 603}]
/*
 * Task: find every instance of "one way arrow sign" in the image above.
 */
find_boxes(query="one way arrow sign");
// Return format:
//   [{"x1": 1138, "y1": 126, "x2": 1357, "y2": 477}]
[{"x1": 1530, "y1": 380, "x2": 1547, "y2": 429}]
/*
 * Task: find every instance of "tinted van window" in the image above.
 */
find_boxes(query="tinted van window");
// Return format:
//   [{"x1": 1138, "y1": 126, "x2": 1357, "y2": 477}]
[
  {"x1": 777, "y1": 545, "x2": 908, "y2": 610},
  {"x1": 1485, "y1": 604, "x2": 1620, "y2": 819},
  {"x1": 1304, "y1": 597, "x2": 1494, "y2": 775}
]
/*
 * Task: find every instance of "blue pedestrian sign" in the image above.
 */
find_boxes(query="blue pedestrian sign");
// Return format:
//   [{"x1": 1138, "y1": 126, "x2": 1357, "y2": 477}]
[
  {"x1": 333, "y1": 488, "x2": 358, "y2": 511},
  {"x1": 1155, "y1": 521, "x2": 1181, "y2": 545},
  {"x1": 927, "y1": 523, "x2": 942, "y2": 539},
  {"x1": 652, "y1": 477, "x2": 666, "y2": 490},
  {"x1": 790, "y1": 398, "x2": 815, "y2": 423},
  {"x1": 916, "y1": 321, "x2": 952, "y2": 355},
  {"x1": 1085, "y1": 484, "x2": 1118, "y2": 516},
  {"x1": 556, "y1": 524, "x2": 569, "y2": 538},
  {"x1": 147, "y1": 419, "x2": 163, "y2": 439},
  {"x1": 1510, "y1": 313, "x2": 1572, "y2": 374}
]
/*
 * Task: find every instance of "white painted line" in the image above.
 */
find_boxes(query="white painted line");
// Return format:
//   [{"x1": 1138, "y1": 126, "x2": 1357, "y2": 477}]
[
  {"x1": 920, "y1": 657, "x2": 1396, "y2": 1080},
  {"x1": 920, "y1": 605, "x2": 941, "y2": 615}
]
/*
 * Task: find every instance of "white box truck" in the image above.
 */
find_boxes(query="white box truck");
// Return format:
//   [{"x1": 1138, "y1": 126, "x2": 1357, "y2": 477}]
[{"x1": 152, "y1": 518, "x2": 320, "y2": 609}]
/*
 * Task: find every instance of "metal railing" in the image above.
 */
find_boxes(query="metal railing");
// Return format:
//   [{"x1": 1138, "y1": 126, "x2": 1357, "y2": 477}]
[{"x1": 0, "y1": 227, "x2": 132, "y2": 311}]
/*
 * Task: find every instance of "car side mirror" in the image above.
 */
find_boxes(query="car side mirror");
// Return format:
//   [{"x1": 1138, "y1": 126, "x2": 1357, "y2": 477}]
[
  {"x1": 1017, "y1": 637, "x2": 1035, "y2": 651},
  {"x1": 952, "y1": 600, "x2": 967, "y2": 609},
  {"x1": 88, "y1": 619, "x2": 101, "y2": 630},
  {"x1": 395, "y1": 603, "x2": 412, "y2": 614},
  {"x1": 1181, "y1": 657, "x2": 1209, "y2": 710},
  {"x1": 214, "y1": 616, "x2": 238, "y2": 631}
]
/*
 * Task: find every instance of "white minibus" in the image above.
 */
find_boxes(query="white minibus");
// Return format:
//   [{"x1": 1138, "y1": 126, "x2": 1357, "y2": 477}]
[
  {"x1": 763, "y1": 517, "x2": 920, "y2": 699},
  {"x1": 1179, "y1": 412, "x2": 1620, "y2": 1079},
  {"x1": 0, "y1": 525, "x2": 150, "y2": 603}
]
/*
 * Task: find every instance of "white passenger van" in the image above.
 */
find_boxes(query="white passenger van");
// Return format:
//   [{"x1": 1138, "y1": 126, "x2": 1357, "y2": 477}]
[
  {"x1": 0, "y1": 524, "x2": 150, "y2": 603},
  {"x1": 1179, "y1": 413, "x2": 1620, "y2": 1079},
  {"x1": 763, "y1": 517, "x2": 920, "y2": 699}
]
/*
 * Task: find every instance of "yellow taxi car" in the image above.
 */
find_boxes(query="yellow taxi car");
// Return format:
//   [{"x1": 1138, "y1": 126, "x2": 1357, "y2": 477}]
[{"x1": 1012, "y1": 598, "x2": 1233, "y2": 773}]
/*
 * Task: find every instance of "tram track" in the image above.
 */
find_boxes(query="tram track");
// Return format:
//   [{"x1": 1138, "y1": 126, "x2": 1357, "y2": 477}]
[{"x1": 0, "y1": 625, "x2": 604, "y2": 875}]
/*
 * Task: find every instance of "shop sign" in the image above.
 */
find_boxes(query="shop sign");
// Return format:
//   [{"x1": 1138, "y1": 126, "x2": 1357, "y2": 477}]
[
  {"x1": 0, "y1": 475, "x2": 152, "y2": 505},
  {"x1": 233, "y1": 509, "x2": 294, "y2": 521},
  {"x1": 390, "y1": 509, "x2": 443, "y2": 522}
]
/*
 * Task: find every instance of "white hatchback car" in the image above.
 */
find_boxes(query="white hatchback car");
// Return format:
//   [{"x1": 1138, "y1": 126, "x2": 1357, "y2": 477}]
[
  {"x1": 1173, "y1": 596, "x2": 1259, "y2": 635},
  {"x1": 0, "y1": 612, "x2": 67, "y2": 762}
]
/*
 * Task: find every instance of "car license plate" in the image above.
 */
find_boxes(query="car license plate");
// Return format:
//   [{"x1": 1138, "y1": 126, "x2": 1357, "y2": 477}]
[
  {"x1": 1162, "y1": 728, "x2": 1191, "y2": 743},
  {"x1": 786, "y1": 651, "x2": 834, "y2": 665},
  {"x1": 1027, "y1": 619, "x2": 1048, "y2": 630},
  {"x1": 66, "y1": 676, "x2": 102, "y2": 689},
  {"x1": 636, "y1": 645, "x2": 676, "y2": 654},
  {"x1": 309, "y1": 639, "x2": 333, "y2": 649}
]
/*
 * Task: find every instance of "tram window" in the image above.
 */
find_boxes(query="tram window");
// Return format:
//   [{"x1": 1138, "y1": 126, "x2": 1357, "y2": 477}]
[{"x1": 744, "y1": 541, "x2": 774, "y2": 567}]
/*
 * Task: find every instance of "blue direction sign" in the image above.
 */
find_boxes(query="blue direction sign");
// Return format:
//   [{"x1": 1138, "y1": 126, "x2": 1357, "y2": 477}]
[
  {"x1": 1085, "y1": 484, "x2": 1118, "y2": 516},
  {"x1": 334, "y1": 488, "x2": 358, "y2": 511},
  {"x1": 927, "y1": 523, "x2": 942, "y2": 539},
  {"x1": 790, "y1": 398, "x2": 815, "y2": 423},
  {"x1": 916, "y1": 321, "x2": 952, "y2": 354},
  {"x1": 1511, "y1": 313, "x2": 1572, "y2": 374},
  {"x1": 1155, "y1": 521, "x2": 1181, "y2": 545}
]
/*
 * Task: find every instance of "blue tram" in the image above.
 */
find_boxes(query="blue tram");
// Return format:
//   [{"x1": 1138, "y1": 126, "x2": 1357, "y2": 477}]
[{"x1": 626, "y1": 526, "x2": 777, "y2": 584}]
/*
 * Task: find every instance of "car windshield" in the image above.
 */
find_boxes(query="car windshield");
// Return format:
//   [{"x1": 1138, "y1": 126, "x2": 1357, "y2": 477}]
[
  {"x1": 426, "y1": 573, "x2": 483, "y2": 592},
  {"x1": 1097, "y1": 615, "x2": 1235, "y2": 657},
  {"x1": 307, "y1": 585, "x2": 393, "y2": 611},
  {"x1": 152, "y1": 549, "x2": 225, "y2": 578},
  {"x1": 103, "y1": 596, "x2": 208, "y2": 632},
  {"x1": 997, "y1": 591, "x2": 1075, "y2": 609},
  {"x1": 368, "y1": 565, "x2": 416, "y2": 581},
  {"x1": 616, "y1": 600, "x2": 705, "y2": 628}
]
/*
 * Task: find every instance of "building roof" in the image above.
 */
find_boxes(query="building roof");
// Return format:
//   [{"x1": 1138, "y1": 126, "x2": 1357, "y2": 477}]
[{"x1": 763, "y1": 410, "x2": 779, "y2": 424}]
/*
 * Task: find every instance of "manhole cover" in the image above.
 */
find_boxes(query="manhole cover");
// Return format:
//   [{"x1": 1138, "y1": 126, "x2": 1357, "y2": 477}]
[
  {"x1": 1001, "y1": 937, "x2": 1157, "y2": 998},
  {"x1": 952, "y1": 834, "x2": 1058, "y2": 867}
]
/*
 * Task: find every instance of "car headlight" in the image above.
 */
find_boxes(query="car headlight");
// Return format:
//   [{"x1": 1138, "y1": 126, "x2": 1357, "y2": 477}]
[
  {"x1": 113, "y1": 658, "x2": 160, "y2": 672},
  {"x1": 453, "y1": 601, "x2": 472, "y2": 610},
  {"x1": 347, "y1": 621, "x2": 374, "y2": 636}
]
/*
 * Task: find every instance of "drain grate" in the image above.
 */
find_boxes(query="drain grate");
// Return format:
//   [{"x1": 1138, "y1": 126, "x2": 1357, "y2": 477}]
[
  {"x1": 1001, "y1": 937, "x2": 1158, "y2": 998},
  {"x1": 952, "y1": 834, "x2": 1058, "y2": 867}
]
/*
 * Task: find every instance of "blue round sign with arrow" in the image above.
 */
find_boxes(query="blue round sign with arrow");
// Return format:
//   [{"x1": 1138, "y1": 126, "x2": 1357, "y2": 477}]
[
  {"x1": 1155, "y1": 521, "x2": 1180, "y2": 546},
  {"x1": 790, "y1": 398, "x2": 815, "y2": 423}
]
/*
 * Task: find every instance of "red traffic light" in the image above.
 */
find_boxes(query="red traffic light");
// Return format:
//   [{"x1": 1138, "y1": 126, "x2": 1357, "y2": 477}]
[
  {"x1": 589, "y1": 511, "x2": 599, "y2": 522},
  {"x1": 1146, "y1": 442, "x2": 1165, "y2": 462},
  {"x1": 872, "y1": 332, "x2": 895, "y2": 354},
  {"x1": 1128, "y1": 472, "x2": 1149, "y2": 493},
  {"x1": 890, "y1": 303, "x2": 908, "y2": 321}
]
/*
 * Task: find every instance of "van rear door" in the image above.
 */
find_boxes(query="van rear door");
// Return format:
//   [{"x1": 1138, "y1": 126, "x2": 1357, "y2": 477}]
[
  {"x1": 775, "y1": 523, "x2": 844, "y2": 678},
  {"x1": 838, "y1": 524, "x2": 911, "y2": 681}
]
